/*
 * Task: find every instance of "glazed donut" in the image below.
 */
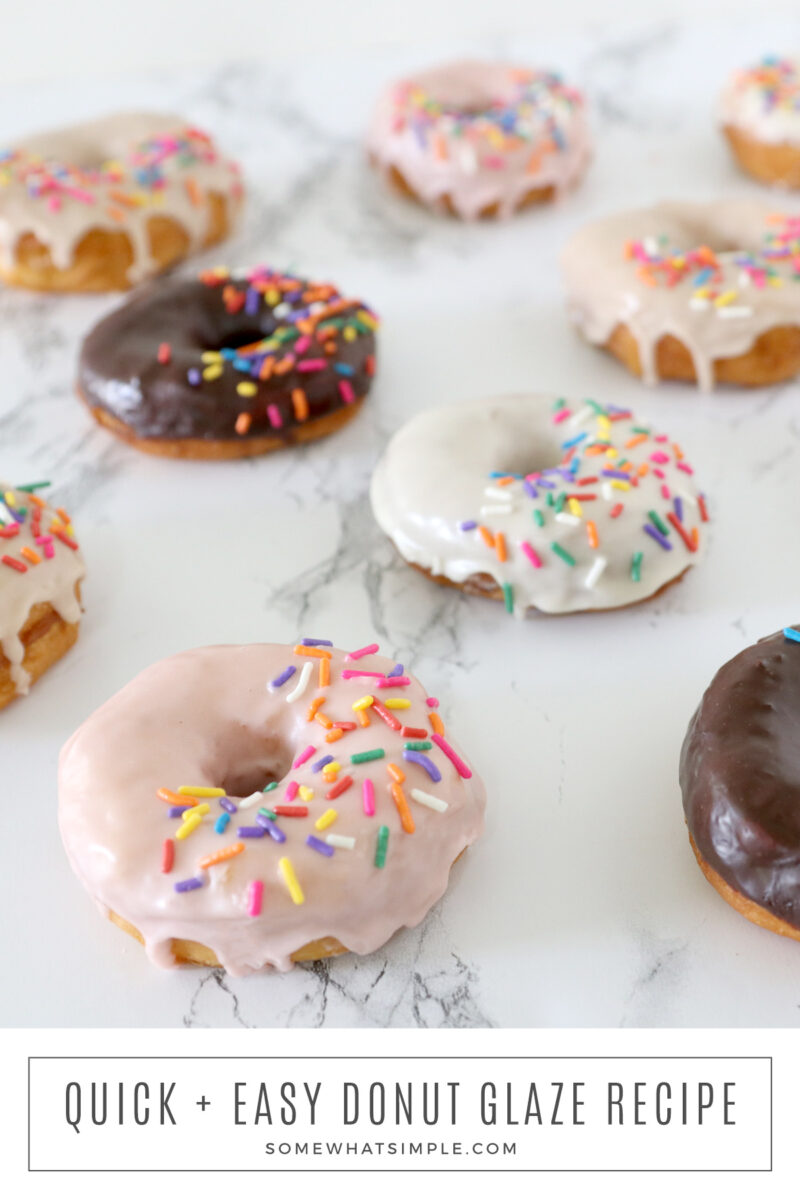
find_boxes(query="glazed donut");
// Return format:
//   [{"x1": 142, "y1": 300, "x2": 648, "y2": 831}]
[
  {"x1": 0, "y1": 112, "x2": 242, "y2": 291},
  {"x1": 58, "y1": 641, "x2": 485, "y2": 974},
  {"x1": 0, "y1": 481, "x2": 84, "y2": 709},
  {"x1": 368, "y1": 59, "x2": 589, "y2": 219},
  {"x1": 721, "y1": 57, "x2": 800, "y2": 188},
  {"x1": 370, "y1": 394, "x2": 709, "y2": 616},
  {"x1": 562, "y1": 199, "x2": 800, "y2": 389},
  {"x1": 77, "y1": 266, "x2": 379, "y2": 459},
  {"x1": 681, "y1": 627, "x2": 800, "y2": 944}
]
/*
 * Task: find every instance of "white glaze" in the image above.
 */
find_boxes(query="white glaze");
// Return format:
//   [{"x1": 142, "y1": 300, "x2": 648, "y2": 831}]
[
  {"x1": 367, "y1": 60, "x2": 589, "y2": 219},
  {"x1": 562, "y1": 199, "x2": 800, "y2": 390},
  {"x1": 0, "y1": 112, "x2": 243, "y2": 284},
  {"x1": 58, "y1": 643, "x2": 486, "y2": 976},
  {"x1": 721, "y1": 58, "x2": 800, "y2": 146},
  {"x1": 370, "y1": 394, "x2": 707, "y2": 615},
  {"x1": 0, "y1": 484, "x2": 84, "y2": 695}
]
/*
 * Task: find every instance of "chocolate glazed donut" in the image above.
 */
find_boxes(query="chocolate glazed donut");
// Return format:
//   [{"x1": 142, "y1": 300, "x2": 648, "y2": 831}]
[
  {"x1": 77, "y1": 268, "x2": 378, "y2": 459},
  {"x1": 680, "y1": 626, "x2": 800, "y2": 942}
]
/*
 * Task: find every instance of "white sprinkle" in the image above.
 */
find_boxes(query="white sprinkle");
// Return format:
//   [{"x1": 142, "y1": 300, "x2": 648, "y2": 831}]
[
  {"x1": 458, "y1": 144, "x2": 478, "y2": 174},
  {"x1": 555, "y1": 512, "x2": 580, "y2": 527},
  {"x1": 601, "y1": 482, "x2": 614, "y2": 502},
  {"x1": 689, "y1": 297, "x2": 710, "y2": 310},
  {"x1": 678, "y1": 489, "x2": 698, "y2": 509},
  {"x1": 480, "y1": 503, "x2": 514, "y2": 516},
  {"x1": 273, "y1": 302, "x2": 291, "y2": 319},
  {"x1": 238, "y1": 792, "x2": 263, "y2": 810},
  {"x1": 484, "y1": 486, "x2": 515, "y2": 501},
  {"x1": 718, "y1": 305, "x2": 753, "y2": 319},
  {"x1": 570, "y1": 405, "x2": 595, "y2": 428},
  {"x1": 326, "y1": 834, "x2": 356, "y2": 850},
  {"x1": 410, "y1": 788, "x2": 448, "y2": 813},
  {"x1": 584, "y1": 555, "x2": 608, "y2": 590},
  {"x1": 286, "y1": 660, "x2": 313, "y2": 702},
  {"x1": 643, "y1": 235, "x2": 659, "y2": 256}
]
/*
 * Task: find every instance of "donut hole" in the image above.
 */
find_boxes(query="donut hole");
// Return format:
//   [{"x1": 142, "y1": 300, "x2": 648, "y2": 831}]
[{"x1": 216, "y1": 733, "x2": 293, "y2": 799}]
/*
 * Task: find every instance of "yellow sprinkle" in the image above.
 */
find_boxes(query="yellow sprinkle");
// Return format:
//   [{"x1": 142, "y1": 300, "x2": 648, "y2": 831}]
[
  {"x1": 298, "y1": 786, "x2": 314, "y2": 802},
  {"x1": 315, "y1": 808, "x2": 338, "y2": 831},
  {"x1": 178, "y1": 786, "x2": 225, "y2": 798},
  {"x1": 568, "y1": 498, "x2": 583, "y2": 517},
  {"x1": 203, "y1": 364, "x2": 223, "y2": 381},
  {"x1": 357, "y1": 309, "x2": 379, "y2": 330},
  {"x1": 182, "y1": 802, "x2": 210, "y2": 819},
  {"x1": 596, "y1": 415, "x2": 611, "y2": 433},
  {"x1": 604, "y1": 447, "x2": 618, "y2": 458},
  {"x1": 265, "y1": 288, "x2": 280, "y2": 306},
  {"x1": 611, "y1": 479, "x2": 630, "y2": 491},
  {"x1": 236, "y1": 381, "x2": 258, "y2": 397},
  {"x1": 714, "y1": 290, "x2": 738, "y2": 308},
  {"x1": 352, "y1": 695, "x2": 375, "y2": 711},
  {"x1": 201, "y1": 351, "x2": 222, "y2": 364},
  {"x1": 176, "y1": 813, "x2": 203, "y2": 840},
  {"x1": 343, "y1": 326, "x2": 357, "y2": 342},
  {"x1": 384, "y1": 698, "x2": 411, "y2": 709},
  {"x1": 279, "y1": 857, "x2": 304, "y2": 905}
]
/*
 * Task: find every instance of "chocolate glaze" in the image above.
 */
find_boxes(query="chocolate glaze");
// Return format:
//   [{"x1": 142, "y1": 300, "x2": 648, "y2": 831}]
[
  {"x1": 77, "y1": 274, "x2": 377, "y2": 442},
  {"x1": 680, "y1": 627, "x2": 800, "y2": 929}
]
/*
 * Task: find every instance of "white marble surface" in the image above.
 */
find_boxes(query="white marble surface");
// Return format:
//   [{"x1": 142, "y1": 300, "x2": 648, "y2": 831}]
[{"x1": 3, "y1": 18, "x2": 800, "y2": 1028}]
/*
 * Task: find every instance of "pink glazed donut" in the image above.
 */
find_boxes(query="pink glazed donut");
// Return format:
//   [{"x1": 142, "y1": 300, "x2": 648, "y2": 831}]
[
  {"x1": 58, "y1": 640, "x2": 486, "y2": 975},
  {"x1": 367, "y1": 59, "x2": 590, "y2": 219}
]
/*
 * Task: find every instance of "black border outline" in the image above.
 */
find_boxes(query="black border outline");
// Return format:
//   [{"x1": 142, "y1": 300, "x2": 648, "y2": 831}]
[{"x1": 27, "y1": 1055, "x2": 773, "y2": 1174}]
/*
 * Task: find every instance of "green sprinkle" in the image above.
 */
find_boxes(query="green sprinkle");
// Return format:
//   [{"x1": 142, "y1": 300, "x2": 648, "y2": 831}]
[
  {"x1": 553, "y1": 397, "x2": 567, "y2": 410},
  {"x1": 631, "y1": 552, "x2": 643, "y2": 582},
  {"x1": 404, "y1": 741, "x2": 432, "y2": 751},
  {"x1": 375, "y1": 825, "x2": 390, "y2": 868},
  {"x1": 631, "y1": 426, "x2": 650, "y2": 436},
  {"x1": 551, "y1": 542, "x2": 576, "y2": 567},
  {"x1": 546, "y1": 492, "x2": 555, "y2": 508},
  {"x1": 554, "y1": 492, "x2": 566, "y2": 514},
  {"x1": 351, "y1": 748, "x2": 385, "y2": 765},
  {"x1": 258, "y1": 807, "x2": 277, "y2": 821},
  {"x1": 648, "y1": 510, "x2": 669, "y2": 537},
  {"x1": 15, "y1": 481, "x2": 50, "y2": 493},
  {"x1": 533, "y1": 509, "x2": 545, "y2": 527},
  {"x1": 263, "y1": 781, "x2": 278, "y2": 793},
  {"x1": 502, "y1": 582, "x2": 514, "y2": 613}
]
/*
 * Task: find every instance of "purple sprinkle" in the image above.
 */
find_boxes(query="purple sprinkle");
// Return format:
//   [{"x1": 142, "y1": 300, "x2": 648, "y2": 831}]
[
  {"x1": 459, "y1": 520, "x2": 477, "y2": 532},
  {"x1": 238, "y1": 825, "x2": 268, "y2": 838},
  {"x1": 187, "y1": 368, "x2": 201, "y2": 386},
  {"x1": 168, "y1": 806, "x2": 185, "y2": 818},
  {"x1": 312, "y1": 754, "x2": 334, "y2": 773},
  {"x1": 523, "y1": 480, "x2": 538, "y2": 499},
  {"x1": 174, "y1": 876, "x2": 204, "y2": 893},
  {"x1": 244, "y1": 287, "x2": 260, "y2": 316},
  {"x1": 643, "y1": 524, "x2": 672, "y2": 551},
  {"x1": 537, "y1": 478, "x2": 556, "y2": 490},
  {"x1": 602, "y1": 469, "x2": 630, "y2": 481},
  {"x1": 674, "y1": 496, "x2": 684, "y2": 522},
  {"x1": 387, "y1": 663, "x2": 404, "y2": 677},
  {"x1": 301, "y1": 638, "x2": 334, "y2": 646},
  {"x1": 306, "y1": 835, "x2": 335, "y2": 857},
  {"x1": 219, "y1": 797, "x2": 238, "y2": 814},
  {"x1": 402, "y1": 750, "x2": 442, "y2": 782},
  {"x1": 255, "y1": 811, "x2": 275, "y2": 828},
  {"x1": 270, "y1": 664, "x2": 297, "y2": 689},
  {"x1": 264, "y1": 821, "x2": 286, "y2": 844}
]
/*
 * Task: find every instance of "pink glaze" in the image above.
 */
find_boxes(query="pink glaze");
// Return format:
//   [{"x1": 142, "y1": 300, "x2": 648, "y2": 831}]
[
  {"x1": 58, "y1": 643, "x2": 486, "y2": 975},
  {"x1": 367, "y1": 59, "x2": 590, "y2": 219}
]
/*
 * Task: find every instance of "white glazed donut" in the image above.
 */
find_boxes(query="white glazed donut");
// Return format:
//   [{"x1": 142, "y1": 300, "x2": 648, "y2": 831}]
[
  {"x1": 562, "y1": 199, "x2": 800, "y2": 389},
  {"x1": 58, "y1": 641, "x2": 486, "y2": 975},
  {"x1": 367, "y1": 59, "x2": 590, "y2": 219},
  {"x1": 370, "y1": 394, "x2": 709, "y2": 616}
]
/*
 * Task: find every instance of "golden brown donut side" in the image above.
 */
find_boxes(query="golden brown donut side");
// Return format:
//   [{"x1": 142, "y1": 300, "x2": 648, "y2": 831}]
[
  {"x1": 603, "y1": 321, "x2": 800, "y2": 387},
  {"x1": 723, "y1": 124, "x2": 800, "y2": 189},
  {"x1": 379, "y1": 160, "x2": 556, "y2": 217},
  {"x1": 0, "y1": 192, "x2": 232, "y2": 293},
  {"x1": 689, "y1": 834, "x2": 800, "y2": 945},
  {"x1": 0, "y1": 586, "x2": 81, "y2": 711}
]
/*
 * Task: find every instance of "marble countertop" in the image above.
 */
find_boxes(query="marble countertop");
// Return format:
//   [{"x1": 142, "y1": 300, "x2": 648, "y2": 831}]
[{"x1": 3, "y1": 17, "x2": 800, "y2": 1029}]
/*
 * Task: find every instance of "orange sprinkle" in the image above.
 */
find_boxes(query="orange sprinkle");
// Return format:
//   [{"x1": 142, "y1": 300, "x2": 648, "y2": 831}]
[
  {"x1": 235, "y1": 412, "x2": 252, "y2": 435},
  {"x1": 625, "y1": 434, "x2": 647, "y2": 450},
  {"x1": 259, "y1": 358, "x2": 275, "y2": 382},
  {"x1": 306, "y1": 696, "x2": 325, "y2": 722},
  {"x1": 478, "y1": 525, "x2": 495, "y2": 549},
  {"x1": 429, "y1": 712, "x2": 444, "y2": 736},
  {"x1": 494, "y1": 475, "x2": 516, "y2": 486},
  {"x1": 57, "y1": 508, "x2": 71, "y2": 524},
  {"x1": 20, "y1": 546, "x2": 41, "y2": 565},
  {"x1": 28, "y1": 495, "x2": 46, "y2": 509},
  {"x1": 391, "y1": 782, "x2": 415, "y2": 834},
  {"x1": 107, "y1": 206, "x2": 126, "y2": 223},
  {"x1": 387, "y1": 762, "x2": 405, "y2": 784},
  {"x1": 157, "y1": 787, "x2": 195, "y2": 807},
  {"x1": 292, "y1": 388, "x2": 309, "y2": 422},
  {"x1": 273, "y1": 355, "x2": 295, "y2": 376},
  {"x1": 325, "y1": 728, "x2": 344, "y2": 743},
  {"x1": 586, "y1": 520, "x2": 599, "y2": 549},
  {"x1": 356, "y1": 708, "x2": 371, "y2": 728},
  {"x1": 294, "y1": 645, "x2": 332, "y2": 659},
  {"x1": 672, "y1": 443, "x2": 684, "y2": 460},
  {"x1": 495, "y1": 532, "x2": 507, "y2": 563},
  {"x1": 315, "y1": 711, "x2": 333, "y2": 730},
  {"x1": 185, "y1": 178, "x2": 203, "y2": 207},
  {"x1": 637, "y1": 462, "x2": 650, "y2": 477},
  {"x1": 319, "y1": 657, "x2": 330, "y2": 688},
  {"x1": 198, "y1": 842, "x2": 244, "y2": 870}
]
